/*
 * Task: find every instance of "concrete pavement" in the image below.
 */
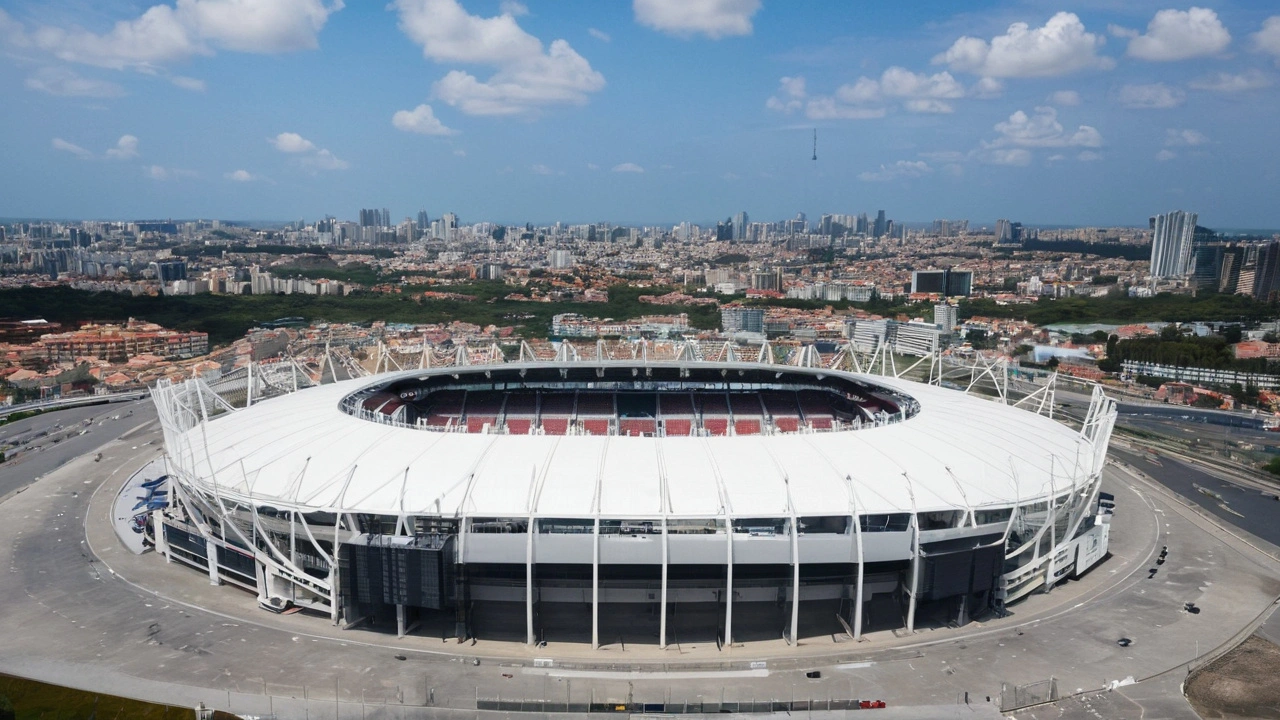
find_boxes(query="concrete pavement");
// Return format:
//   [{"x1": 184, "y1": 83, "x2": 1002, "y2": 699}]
[{"x1": 2, "y1": 415, "x2": 1279, "y2": 718}]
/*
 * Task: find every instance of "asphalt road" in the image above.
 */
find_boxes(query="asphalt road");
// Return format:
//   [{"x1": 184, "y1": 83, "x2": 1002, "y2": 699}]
[
  {"x1": 1110, "y1": 445, "x2": 1280, "y2": 547},
  {"x1": 0, "y1": 400, "x2": 155, "y2": 500}
]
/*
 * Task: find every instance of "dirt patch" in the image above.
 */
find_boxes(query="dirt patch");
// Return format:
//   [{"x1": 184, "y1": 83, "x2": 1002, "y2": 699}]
[{"x1": 1187, "y1": 634, "x2": 1280, "y2": 719}]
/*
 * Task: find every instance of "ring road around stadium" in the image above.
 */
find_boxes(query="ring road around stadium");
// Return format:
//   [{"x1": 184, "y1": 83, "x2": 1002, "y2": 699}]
[{"x1": 148, "y1": 360, "x2": 1117, "y2": 650}]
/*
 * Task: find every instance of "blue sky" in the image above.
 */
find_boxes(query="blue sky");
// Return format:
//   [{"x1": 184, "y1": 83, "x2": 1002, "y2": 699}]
[{"x1": 2, "y1": 0, "x2": 1279, "y2": 228}]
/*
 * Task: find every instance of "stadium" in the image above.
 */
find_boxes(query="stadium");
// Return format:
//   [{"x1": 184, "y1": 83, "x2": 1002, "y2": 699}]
[{"x1": 149, "y1": 352, "x2": 1117, "y2": 649}]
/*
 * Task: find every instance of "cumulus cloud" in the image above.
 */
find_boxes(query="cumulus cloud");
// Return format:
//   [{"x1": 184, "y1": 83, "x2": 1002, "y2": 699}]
[
  {"x1": 988, "y1": 106, "x2": 1102, "y2": 148},
  {"x1": 934, "y1": 12, "x2": 1114, "y2": 78},
  {"x1": 269, "y1": 131, "x2": 315, "y2": 153},
  {"x1": 395, "y1": 0, "x2": 604, "y2": 116},
  {"x1": 984, "y1": 148, "x2": 1032, "y2": 166},
  {"x1": 1165, "y1": 128, "x2": 1208, "y2": 146},
  {"x1": 269, "y1": 131, "x2": 346, "y2": 170},
  {"x1": 633, "y1": 0, "x2": 760, "y2": 39},
  {"x1": 25, "y1": 67, "x2": 125, "y2": 97},
  {"x1": 1254, "y1": 17, "x2": 1280, "y2": 59},
  {"x1": 51, "y1": 137, "x2": 91, "y2": 158},
  {"x1": 769, "y1": 67, "x2": 964, "y2": 118},
  {"x1": 1076, "y1": 150, "x2": 1101, "y2": 161},
  {"x1": 1, "y1": 0, "x2": 341, "y2": 73},
  {"x1": 858, "y1": 160, "x2": 933, "y2": 182},
  {"x1": 392, "y1": 103, "x2": 456, "y2": 135},
  {"x1": 104, "y1": 134, "x2": 139, "y2": 159},
  {"x1": 764, "y1": 75, "x2": 806, "y2": 113},
  {"x1": 588, "y1": 28, "x2": 611, "y2": 42},
  {"x1": 499, "y1": 1, "x2": 528, "y2": 16},
  {"x1": 1117, "y1": 82, "x2": 1185, "y2": 108},
  {"x1": 611, "y1": 162, "x2": 644, "y2": 173},
  {"x1": 1123, "y1": 7, "x2": 1230, "y2": 61},
  {"x1": 146, "y1": 164, "x2": 170, "y2": 180},
  {"x1": 1188, "y1": 69, "x2": 1271, "y2": 92},
  {"x1": 225, "y1": 169, "x2": 256, "y2": 181},
  {"x1": 530, "y1": 163, "x2": 554, "y2": 175},
  {"x1": 301, "y1": 148, "x2": 348, "y2": 171},
  {"x1": 971, "y1": 76, "x2": 1003, "y2": 98},
  {"x1": 1047, "y1": 89, "x2": 1081, "y2": 105},
  {"x1": 1156, "y1": 148, "x2": 1177, "y2": 161}
]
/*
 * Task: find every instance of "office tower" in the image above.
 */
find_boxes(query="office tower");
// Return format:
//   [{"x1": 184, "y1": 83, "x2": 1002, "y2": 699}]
[
  {"x1": 873, "y1": 210, "x2": 887, "y2": 238},
  {"x1": 1191, "y1": 244, "x2": 1223, "y2": 290},
  {"x1": 996, "y1": 219, "x2": 1012, "y2": 243},
  {"x1": 934, "y1": 304, "x2": 958, "y2": 335},
  {"x1": 911, "y1": 268, "x2": 973, "y2": 297},
  {"x1": 1218, "y1": 246, "x2": 1242, "y2": 294},
  {"x1": 856, "y1": 213, "x2": 869, "y2": 235},
  {"x1": 416, "y1": 211, "x2": 429, "y2": 232},
  {"x1": 716, "y1": 219, "x2": 733, "y2": 241},
  {"x1": 1149, "y1": 210, "x2": 1198, "y2": 278},
  {"x1": 720, "y1": 306, "x2": 764, "y2": 334},
  {"x1": 1254, "y1": 241, "x2": 1280, "y2": 301},
  {"x1": 732, "y1": 211, "x2": 749, "y2": 242}
]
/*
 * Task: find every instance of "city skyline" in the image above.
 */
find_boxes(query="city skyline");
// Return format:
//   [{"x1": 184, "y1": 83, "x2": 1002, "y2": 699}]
[{"x1": 2, "y1": 1, "x2": 1279, "y2": 226}]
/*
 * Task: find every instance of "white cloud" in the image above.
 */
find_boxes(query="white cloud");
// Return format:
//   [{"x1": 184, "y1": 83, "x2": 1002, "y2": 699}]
[
  {"x1": 803, "y1": 97, "x2": 886, "y2": 120},
  {"x1": 225, "y1": 169, "x2": 256, "y2": 181},
  {"x1": 269, "y1": 131, "x2": 315, "y2": 153},
  {"x1": 269, "y1": 131, "x2": 346, "y2": 170},
  {"x1": 51, "y1": 137, "x2": 91, "y2": 157},
  {"x1": 25, "y1": 67, "x2": 125, "y2": 97},
  {"x1": 984, "y1": 148, "x2": 1032, "y2": 166},
  {"x1": 904, "y1": 99, "x2": 954, "y2": 114},
  {"x1": 1156, "y1": 148, "x2": 1177, "y2": 161},
  {"x1": 588, "y1": 27, "x2": 611, "y2": 42},
  {"x1": 772, "y1": 67, "x2": 962, "y2": 118},
  {"x1": 395, "y1": 0, "x2": 604, "y2": 116},
  {"x1": 1076, "y1": 150, "x2": 1101, "y2": 161},
  {"x1": 531, "y1": 163, "x2": 554, "y2": 175},
  {"x1": 989, "y1": 106, "x2": 1102, "y2": 148},
  {"x1": 1126, "y1": 7, "x2": 1230, "y2": 61},
  {"x1": 1254, "y1": 16, "x2": 1280, "y2": 59},
  {"x1": 1188, "y1": 69, "x2": 1271, "y2": 92},
  {"x1": 301, "y1": 148, "x2": 347, "y2": 170},
  {"x1": 1165, "y1": 128, "x2": 1209, "y2": 146},
  {"x1": 170, "y1": 75, "x2": 205, "y2": 91},
  {"x1": 453, "y1": 148, "x2": 466, "y2": 156},
  {"x1": 934, "y1": 12, "x2": 1114, "y2": 78},
  {"x1": 586, "y1": 162, "x2": 599, "y2": 170},
  {"x1": 499, "y1": 1, "x2": 528, "y2": 17},
  {"x1": 612, "y1": 162, "x2": 644, "y2": 173},
  {"x1": 104, "y1": 134, "x2": 139, "y2": 159},
  {"x1": 1047, "y1": 89, "x2": 1081, "y2": 106},
  {"x1": 764, "y1": 75, "x2": 806, "y2": 113},
  {"x1": 971, "y1": 77, "x2": 1003, "y2": 98},
  {"x1": 1117, "y1": 82, "x2": 1185, "y2": 108},
  {"x1": 392, "y1": 103, "x2": 456, "y2": 135},
  {"x1": 5, "y1": 0, "x2": 341, "y2": 72},
  {"x1": 146, "y1": 165, "x2": 169, "y2": 180},
  {"x1": 633, "y1": 0, "x2": 760, "y2": 39},
  {"x1": 858, "y1": 160, "x2": 933, "y2": 182}
]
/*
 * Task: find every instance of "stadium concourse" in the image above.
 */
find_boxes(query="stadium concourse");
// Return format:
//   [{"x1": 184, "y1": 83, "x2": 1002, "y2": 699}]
[{"x1": 147, "y1": 349, "x2": 1118, "y2": 650}]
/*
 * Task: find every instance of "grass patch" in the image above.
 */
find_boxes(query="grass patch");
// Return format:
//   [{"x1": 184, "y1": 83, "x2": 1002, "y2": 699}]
[{"x1": 0, "y1": 673, "x2": 239, "y2": 719}]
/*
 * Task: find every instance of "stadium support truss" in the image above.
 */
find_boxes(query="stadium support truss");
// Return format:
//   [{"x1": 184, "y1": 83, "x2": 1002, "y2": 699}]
[{"x1": 149, "y1": 337, "x2": 1117, "y2": 648}]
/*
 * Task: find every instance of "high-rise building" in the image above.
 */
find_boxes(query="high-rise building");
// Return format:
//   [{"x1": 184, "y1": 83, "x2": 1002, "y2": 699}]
[
  {"x1": 732, "y1": 211, "x2": 749, "y2": 242},
  {"x1": 934, "y1": 304, "x2": 958, "y2": 335},
  {"x1": 1149, "y1": 210, "x2": 1198, "y2": 278},
  {"x1": 1253, "y1": 241, "x2": 1280, "y2": 301},
  {"x1": 416, "y1": 211, "x2": 429, "y2": 233},
  {"x1": 873, "y1": 210, "x2": 887, "y2": 239},
  {"x1": 911, "y1": 268, "x2": 973, "y2": 297},
  {"x1": 856, "y1": 213, "x2": 869, "y2": 235},
  {"x1": 721, "y1": 306, "x2": 764, "y2": 334}
]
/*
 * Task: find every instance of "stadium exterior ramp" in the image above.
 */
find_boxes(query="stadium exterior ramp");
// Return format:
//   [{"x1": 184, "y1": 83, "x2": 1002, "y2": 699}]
[{"x1": 150, "y1": 355, "x2": 1117, "y2": 649}]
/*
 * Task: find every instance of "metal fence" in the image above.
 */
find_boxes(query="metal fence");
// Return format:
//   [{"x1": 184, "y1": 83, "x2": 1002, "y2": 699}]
[{"x1": 1000, "y1": 677, "x2": 1058, "y2": 711}]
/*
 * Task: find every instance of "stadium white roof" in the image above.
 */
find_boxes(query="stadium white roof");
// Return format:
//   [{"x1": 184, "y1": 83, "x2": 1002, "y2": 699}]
[{"x1": 178, "y1": 365, "x2": 1097, "y2": 518}]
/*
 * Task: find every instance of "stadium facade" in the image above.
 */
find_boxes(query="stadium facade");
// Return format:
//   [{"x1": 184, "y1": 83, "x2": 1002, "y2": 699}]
[{"x1": 149, "y1": 357, "x2": 1117, "y2": 648}]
